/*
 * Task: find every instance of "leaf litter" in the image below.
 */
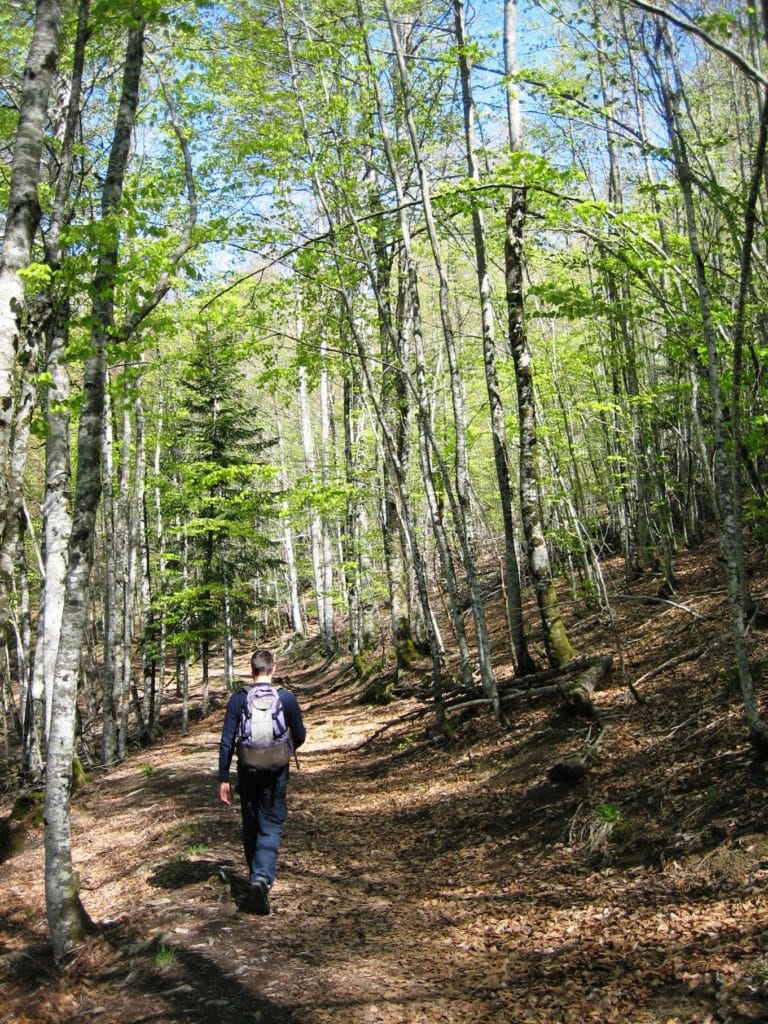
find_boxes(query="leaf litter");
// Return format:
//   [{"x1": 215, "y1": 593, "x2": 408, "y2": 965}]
[{"x1": 1, "y1": 542, "x2": 768, "y2": 1023}]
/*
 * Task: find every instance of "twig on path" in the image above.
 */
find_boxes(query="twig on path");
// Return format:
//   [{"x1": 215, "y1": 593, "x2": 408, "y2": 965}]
[
  {"x1": 613, "y1": 594, "x2": 713, "y2": 619},
  {"x1": 633, "y1": 645, "x2": 707, "y2": 688},
  {"x1": 661, "y1": 713, "x2": 701, "y2": 739}
]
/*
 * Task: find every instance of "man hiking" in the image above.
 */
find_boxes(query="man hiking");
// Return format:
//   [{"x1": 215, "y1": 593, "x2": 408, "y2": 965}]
[{"x1": 218, "y1": 648, "x2": 306, "y2": 914}]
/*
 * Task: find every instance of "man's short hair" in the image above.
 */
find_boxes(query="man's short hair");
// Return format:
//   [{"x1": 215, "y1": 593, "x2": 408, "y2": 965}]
[{"x1": 251, "y1": 648, "x2": 275, "y2": 677}]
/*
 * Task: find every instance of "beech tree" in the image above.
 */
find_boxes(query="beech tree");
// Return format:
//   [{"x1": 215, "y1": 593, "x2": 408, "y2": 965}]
[
  {"x1": 0, "y1": 0, "x2": 62, "y2": 659},
  {"x1": 643, "y1": 15, "x2": 768, "y2": 753},
  {"x1": 45, "y1": 12, "x2": 147, "y2": 958},
  {"x1": 23, "y1": 0, "x2": 90, "y2": 781}
]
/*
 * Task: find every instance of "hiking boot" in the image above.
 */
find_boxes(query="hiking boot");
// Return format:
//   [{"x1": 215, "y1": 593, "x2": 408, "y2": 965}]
[{"x1": 249, "y1": 877, "x2": 270, "y2": 915}]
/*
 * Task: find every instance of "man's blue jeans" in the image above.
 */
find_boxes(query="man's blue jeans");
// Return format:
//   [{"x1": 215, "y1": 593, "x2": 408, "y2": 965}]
[{"x1": 237, "y1": 766, "x2": 288, "y2": 887}]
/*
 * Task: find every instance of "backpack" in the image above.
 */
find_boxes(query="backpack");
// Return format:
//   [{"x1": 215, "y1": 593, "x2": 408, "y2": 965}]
[{"x1": 236, "y1": 684, "x2": 291, "y2": 770}]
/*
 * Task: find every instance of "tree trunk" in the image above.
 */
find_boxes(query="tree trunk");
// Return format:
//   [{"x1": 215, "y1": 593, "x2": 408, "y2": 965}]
[
  {"x1": 381, "y1": 259, "x2": 416, "y2": 669},
  {"x1": 274, "y1": 397, "x2": 304, "y2": 638},
  {"x1": 652, "y1": 26, "x2": 767, "y2": 755},
  {"x1": 343, "y1": 372, "x2": 363, "y2": 658},
  {"x1": 148, "y1": 395, "x2": 167, "y2": 740},
  {"x1": 45, "y1": 20, "x2": 146, "y2": 959},
  {"x1": 318, "y1": 343, "x2": 336, "y2": 651},
  {"x1": 298, "y1": 358, "x2": 334, "y2": 654},
  {"x1": 383, "y1": 0, "x2": 500, "y2": 708},
  {"x1": 101, "y1": 382, "x2": 119, "y2": 766},
  {"x1": 503, "y1": 0, "x2": 575, "y2": 670},
  {"x1": 223, "y1": 584, "x2": 235, "y2": 686},
  {"x1": 281, "y1": 0, "x2": 448, "y2": 730},
  {"x1": 453, "y1": 0, "x2": 534, "y2": 675},
  {"x1": 505, "y1": 193, "x2": 576, "y2": 668},
  {"x1": 27, "y1": 0, "x2": 89, "y2": 775},
  {"x1": 0, "y1": 1, "x2": 63, "y2": 626}
]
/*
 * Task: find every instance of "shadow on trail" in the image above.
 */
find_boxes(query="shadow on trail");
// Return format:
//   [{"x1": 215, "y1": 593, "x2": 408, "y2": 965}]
[
  {"x1": 119, "y1": 937, "x2": 301, "y2": 1024},
  {"x1": 0, "y1": 915, "x2": 301, "y2": 1024}
]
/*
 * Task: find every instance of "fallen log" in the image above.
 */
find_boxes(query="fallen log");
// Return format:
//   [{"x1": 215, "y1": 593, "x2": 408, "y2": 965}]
[
  {"x1": 444, "y1": 654, "x2": 615, "y2": 716},
  {"x1": 356, "y1": 654, "x2": 616, "y2": 748},
  {"x1": 557, "y1": 653, "x2": 613, "y2": 717},
  {"x1": 498, "y1": 654, "x2": 611, "y2": 694},
  {"x1": 546, "y1": 656, "x2": 613, "y2": 783}
]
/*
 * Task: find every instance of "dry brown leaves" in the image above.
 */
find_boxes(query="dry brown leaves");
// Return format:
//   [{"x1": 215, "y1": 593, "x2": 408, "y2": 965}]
[{"x1": 2, "y1": 542, "x2": 768, "y2": 1023}]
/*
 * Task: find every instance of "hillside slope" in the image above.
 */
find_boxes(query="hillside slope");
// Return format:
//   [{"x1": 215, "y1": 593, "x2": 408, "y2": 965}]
[{"x1": 1, "y1": 544, "x2": 768, "y2": 1023}]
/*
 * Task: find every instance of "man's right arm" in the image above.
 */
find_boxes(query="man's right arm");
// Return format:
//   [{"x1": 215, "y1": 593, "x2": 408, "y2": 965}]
[{"x1": 218, "y1": 691, "x2": 243, "y2": 783}]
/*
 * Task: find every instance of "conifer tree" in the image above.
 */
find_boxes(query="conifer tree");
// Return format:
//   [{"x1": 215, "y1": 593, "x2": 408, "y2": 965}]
[{"x1": 162, "y1": 327, "x2": 278, "y2": 706}]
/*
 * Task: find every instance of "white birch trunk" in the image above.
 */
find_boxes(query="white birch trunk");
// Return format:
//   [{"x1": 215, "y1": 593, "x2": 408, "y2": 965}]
[
  {"x1": 273, "y1": 396, "x2": 304, "y2": 637},
  {"x1": 45, "y1": 21, "x2": 146, "y2": 958},
  {"x1": 298, "y1": 359, "x2": 334, "y2": 653},
  {"x1": 0, "y1": 1, "x2": 62, "y2": 598}
]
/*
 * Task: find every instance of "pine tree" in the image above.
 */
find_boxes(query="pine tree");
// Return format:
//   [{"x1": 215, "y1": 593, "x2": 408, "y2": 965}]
[{"x1": 161, "y1": 326, "x2": 278, "y2": 708}]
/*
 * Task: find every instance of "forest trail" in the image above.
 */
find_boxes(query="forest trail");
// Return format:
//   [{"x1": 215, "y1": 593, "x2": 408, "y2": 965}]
[{"x1": 3, "y1": 548, "x2": 768, "y2": 1024}]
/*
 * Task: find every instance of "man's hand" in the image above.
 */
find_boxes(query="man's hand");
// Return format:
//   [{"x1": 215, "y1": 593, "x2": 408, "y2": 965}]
[{"x1": 219, "y1": 781, "x2": 233, "y2": 805}]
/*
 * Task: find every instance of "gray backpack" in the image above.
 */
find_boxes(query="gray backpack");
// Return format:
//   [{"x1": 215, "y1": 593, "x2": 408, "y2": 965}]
[{"x1": 236, "y1": 684, "x2": 291, "y2": 770}]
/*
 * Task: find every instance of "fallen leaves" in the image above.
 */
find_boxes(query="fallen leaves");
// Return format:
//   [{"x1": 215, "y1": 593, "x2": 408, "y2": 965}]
[{"x1": 3, "y1": 545, "x2": 768, "y2": 1024}]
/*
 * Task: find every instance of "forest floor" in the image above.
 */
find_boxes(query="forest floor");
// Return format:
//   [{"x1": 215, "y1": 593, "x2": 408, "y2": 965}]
[{"x1": 2, "y1": 539, "x2": 768, "y2": 1024}]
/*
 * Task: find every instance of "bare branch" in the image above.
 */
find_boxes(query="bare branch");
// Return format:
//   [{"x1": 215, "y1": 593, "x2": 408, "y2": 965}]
[{"x1": 621, "y1": 0, "x2": 768, "y2": 87}]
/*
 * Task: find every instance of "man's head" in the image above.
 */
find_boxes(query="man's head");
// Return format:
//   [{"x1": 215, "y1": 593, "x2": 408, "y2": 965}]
[{"x1": 251, "y1": 648, "x2": 275, "y2": 678}]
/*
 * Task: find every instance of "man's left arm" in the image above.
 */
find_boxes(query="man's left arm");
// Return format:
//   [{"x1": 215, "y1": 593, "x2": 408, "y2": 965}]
[{"x1": 281, "y1": 690, "x2": 306, "y2": 750}]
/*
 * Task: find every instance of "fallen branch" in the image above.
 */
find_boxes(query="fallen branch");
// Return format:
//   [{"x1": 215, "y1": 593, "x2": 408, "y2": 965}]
[
  {"x1": 353, "y1": 656, "x2": 616, "y2": 747},
  {"x1": 444, "y1": 655, "x2": 615, "y2": 715},
  {"x1": 548, "y1": 720, "x2": 610, "y2": 784},
  {"x1": 612, "y1": 594, "x2": 712, "y2": 620},
  {"x1": 633, "y1": 645, "x2": 707, "y2": 687}
]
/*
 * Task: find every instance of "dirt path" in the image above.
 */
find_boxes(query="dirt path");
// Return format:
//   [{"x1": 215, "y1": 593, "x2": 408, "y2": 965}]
[
  {"x1": 5, "y1": 656, "x2": 477, "y2": 1024},
  {"x1": 3, "y1": 581, "x2": 768, "y2": 1024}
]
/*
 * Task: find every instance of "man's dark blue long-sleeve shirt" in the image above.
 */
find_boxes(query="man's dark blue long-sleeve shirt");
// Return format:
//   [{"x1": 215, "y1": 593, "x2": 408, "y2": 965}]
[{"x1": 218, "y1": 685, "x2": 306, "y2": 783}]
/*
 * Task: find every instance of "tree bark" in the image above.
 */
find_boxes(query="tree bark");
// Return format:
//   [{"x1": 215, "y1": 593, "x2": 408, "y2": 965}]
[
  {"x1": 0, "y1": 1, "x2": 63, "y2": 629},
  {"x1": 453, "y1": 0, "x2": 534, "y2": 675},
  {"x1": 280, "y1": 0, "x2": 448, "y2": 730},
  {"x1": 45, "y1": 20, "x2": 146, "y2": 959},
  {"x1": 274, "y1": 396, "x2": 305, "y2": 638},
  {"x1": 298, "y1": 356, "x2": 335, "y2": 655},
  {"x1": 381, "y1": 257, "x2": 416, "y2": 669},
  {"x1": 505, "y1": 193, "x2": 577, "y2": 668},
  {"x1": 652, "y1": 25, "x2": 767, "y2": 755},
  {"x1": 383, "y1": 0, "x2": 500, "y2": 708},
  {"x1": 503, "y1": 0, "x2": 576, "y2": 670}
]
